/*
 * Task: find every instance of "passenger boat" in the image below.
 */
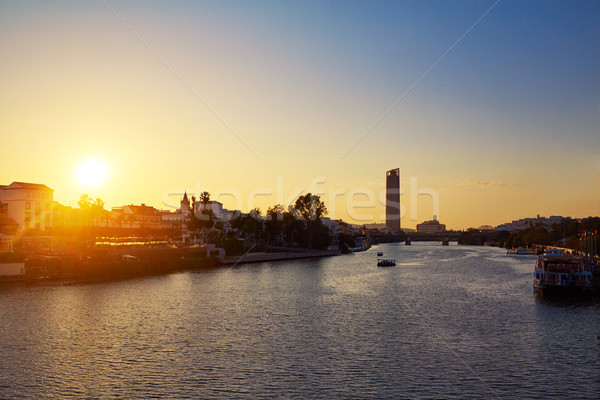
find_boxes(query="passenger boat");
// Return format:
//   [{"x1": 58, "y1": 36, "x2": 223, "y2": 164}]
[
  {"x1": 507, "y1": 247, "x2": 535, "y2": 255},
  {"x1": 377, "y1": 258, "x2": 396, "y2": 267},
  {"x1": 533, "y1": 248, "x2": 595, "y2": 296}
]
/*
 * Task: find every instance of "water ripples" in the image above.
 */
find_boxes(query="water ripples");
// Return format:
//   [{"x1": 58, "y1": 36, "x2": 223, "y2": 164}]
[{"x1": 1, "y1": 244, "x2": 599, "y2": 398}]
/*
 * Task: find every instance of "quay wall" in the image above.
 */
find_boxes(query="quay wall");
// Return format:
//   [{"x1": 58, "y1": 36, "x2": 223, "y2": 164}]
[{"x1": 222, "y1": 250, "x2": 341, "y2": 265}]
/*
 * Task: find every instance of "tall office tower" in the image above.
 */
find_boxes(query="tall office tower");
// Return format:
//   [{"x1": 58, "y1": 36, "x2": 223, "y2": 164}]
[{"x1": 386, "y1": 168, "x2": 400, "y2": 231}]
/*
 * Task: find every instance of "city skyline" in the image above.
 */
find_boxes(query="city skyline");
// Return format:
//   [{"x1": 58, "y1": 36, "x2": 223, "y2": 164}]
[{"x1": 1, "y1": 1, "x2": 599, "y2": 229}]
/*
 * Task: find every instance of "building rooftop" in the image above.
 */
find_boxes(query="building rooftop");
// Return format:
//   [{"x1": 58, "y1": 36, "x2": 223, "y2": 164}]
[
  {"x1": 1, "y1": 182, "x2": 53, "y2": 191},
  {"x1": 419, "y1": 219, "x2": 442, "y2": 225},
  {"x1": 125, "y1": 204, "x2": 160, "y2": 215}
]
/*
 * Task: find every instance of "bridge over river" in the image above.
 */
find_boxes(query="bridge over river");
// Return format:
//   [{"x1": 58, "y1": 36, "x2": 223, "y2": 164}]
[{"x1": 371, "y1": 231, "x2": 462, "y2": 244}]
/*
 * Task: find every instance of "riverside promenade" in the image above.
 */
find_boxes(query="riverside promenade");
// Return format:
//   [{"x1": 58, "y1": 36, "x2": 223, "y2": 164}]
[{"x1": 222, "y1": 249, "x2": 341, "y2": 265}]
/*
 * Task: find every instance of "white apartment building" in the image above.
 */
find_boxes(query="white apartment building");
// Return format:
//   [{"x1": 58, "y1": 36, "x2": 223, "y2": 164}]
[{"x1": 0, "y1": 182, "x2": 54, "y2": 232}]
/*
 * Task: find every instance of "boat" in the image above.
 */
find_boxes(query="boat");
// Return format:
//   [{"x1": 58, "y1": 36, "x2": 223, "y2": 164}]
[
  {"x1": 377, "y1": 251, "x2": 383, "y2": 257},
  {"x1": 405, "y1": 237, "x2": 411, "y2": 245},
  {"x1": 441, "y1": 238, "x2": 449, "y2": 246},
  {"x1": 377, "y1": 258, "x2": 396, "y2": 267},
  {"x1": 533, "y1": 248, "x2": 595, "y2": 296},
  {"x1": 507, "y1": 247, "x2": 535, "y2": 255}
]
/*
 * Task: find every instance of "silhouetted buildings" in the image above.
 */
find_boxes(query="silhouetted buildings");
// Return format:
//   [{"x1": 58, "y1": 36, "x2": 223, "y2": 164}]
[
  {"x1": 416, "y1": 217, "x2": 446, "y2": 233},
  {"x1": 385, "y1": 168, "x2": 400, "y2": 231},
  {"x1": 494, "y1": 215, "x2": 574, "y2": 232}
]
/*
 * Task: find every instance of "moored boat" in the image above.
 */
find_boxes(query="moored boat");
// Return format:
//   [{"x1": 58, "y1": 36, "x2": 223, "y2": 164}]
[
  {"x1": 507, "y1": 247, "x2": 535, "y2": 255},
  {"x1": 377, "y1": 258, "x2": 396, "y2": 267},
  {"x1": 534, "y1": 248, "x2": 595, "y2": 296}
]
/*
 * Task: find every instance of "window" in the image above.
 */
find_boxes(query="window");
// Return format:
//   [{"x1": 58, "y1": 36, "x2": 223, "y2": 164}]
[{"x1": 25, "y1": 202, "x2": 31, "y2": 210}]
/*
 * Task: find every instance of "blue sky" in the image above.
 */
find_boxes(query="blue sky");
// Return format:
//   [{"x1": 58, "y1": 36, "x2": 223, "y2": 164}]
[{"x1": 1, "y1": 0, "x2": 598, "y2": 228}]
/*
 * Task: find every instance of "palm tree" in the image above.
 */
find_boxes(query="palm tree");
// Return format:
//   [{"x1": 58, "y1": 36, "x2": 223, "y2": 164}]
[
  {"x1": 78, "y1": 194, "x2": 93, "y2": 226},
  {"x1": 92, "y1": 198, "x2": 106, "y2": 227},
  {"x1": 199, "y1": 191, "x2": 210, "y2": 211}
]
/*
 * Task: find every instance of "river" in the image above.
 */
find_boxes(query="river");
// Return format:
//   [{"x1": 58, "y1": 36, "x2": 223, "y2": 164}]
[{"x1": 1, "y1": 243, "x2": 599, "y2": 399}]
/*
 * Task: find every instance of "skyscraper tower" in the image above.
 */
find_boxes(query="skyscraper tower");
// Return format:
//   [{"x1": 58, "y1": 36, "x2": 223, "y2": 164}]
[{"x1": 386, "y1": 168, "x2": 400, "y2": 231}]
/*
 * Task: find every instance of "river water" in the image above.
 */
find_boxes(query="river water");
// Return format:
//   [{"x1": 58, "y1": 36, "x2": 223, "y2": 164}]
[{"x1": 1, "y1": 243, "x2": 599, "y2": 399}]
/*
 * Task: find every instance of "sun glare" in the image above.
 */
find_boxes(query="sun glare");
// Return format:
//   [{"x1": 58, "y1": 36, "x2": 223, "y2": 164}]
[{"x1": 76, "y1": 159, "x2": 108, "y2": 188}]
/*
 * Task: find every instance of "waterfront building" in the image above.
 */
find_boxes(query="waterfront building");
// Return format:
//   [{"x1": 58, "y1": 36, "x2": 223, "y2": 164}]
[
  {"x1": 156, "y1": 193, "x2": 193, "y2": 231},
  {"x1": 0, "y1": 182, "x2": 54, "y2": 232},
  {"x1": 51, "y1": 203, "x2": 86, "y2": 228},
  {"x1": 110, "y1": 204, "x2": 163, "y2": 230},
  {"x1": 0, "y1": 201, "x2": 18, "y2": 244},
  {"x1": 494, "y1": 215, "x2": 574, "y2": 232},
  {"x1": 385, "y1": 168, "x2": 401, "y2": 231},
  {"x1": 161, "y1": 210, "x2": 187, "y2": 231},
  {"x1": 194, "y1": 200, "x2": 229, "y2": 219},
  {"x1": 321, "y1": 218, "x2": 362, "y2": 237},
  {"x1": 172, "y1": 194, "x2": 239, "y2": 234},
  {"x1": 0, "y1": 233, "x2": 15, "y2": 252},
  {"x1": 322, "y1": 218, "x2": 346, "y2": 235},
  {"x1": 416, "y1": 217, "x2": 446, "y2": 233},
  {"x1": 194, "y1": 200, "x2": 237, "y2": 233},
  {"x1": 0, "y1": 202, "x2": 18, "y2": 236}
]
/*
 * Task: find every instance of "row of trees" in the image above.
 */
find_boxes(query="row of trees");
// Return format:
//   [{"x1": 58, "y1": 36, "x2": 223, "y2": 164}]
[
  {"x1": 499, "y1": 218, "x2": 600, "y2": 250},
  {"x1": 75, "y1": 195, "x2": 142, "y2": 229},
  {"x1": 186, "y1": 192, "x2": 332, "y2": 253},
  {"x1": 77, "y1": 194, "x2": 109, "y2": 227}
]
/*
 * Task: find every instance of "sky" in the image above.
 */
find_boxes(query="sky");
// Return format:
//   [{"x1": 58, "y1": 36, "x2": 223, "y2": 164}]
[{"x1": 1, "y1": 0, "x2": 598, "y2": 229}]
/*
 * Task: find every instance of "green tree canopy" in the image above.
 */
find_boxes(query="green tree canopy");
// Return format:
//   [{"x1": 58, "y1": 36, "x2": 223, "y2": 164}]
[{"x1": 292, "y1": 193, "x2": 327, "y2": 222}]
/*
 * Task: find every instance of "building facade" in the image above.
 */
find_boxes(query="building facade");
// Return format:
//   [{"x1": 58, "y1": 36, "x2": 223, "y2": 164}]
[
  {"x1": 0, "y1": 182, "x2": 54, "y2": 232},
  {"x1": 386, "y1": 168, "x2": 401, "y2": 231},
  {"x1": 110, "y1": 204, "x2": 163, "y2": 230},
  {"x1": 416, "y1": 218, "x2": 446, "y2": 233}
]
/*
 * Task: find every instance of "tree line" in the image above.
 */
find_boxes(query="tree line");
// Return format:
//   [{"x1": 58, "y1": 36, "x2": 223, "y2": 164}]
[
  {"x1": 458, "y1": 217, "x2": 600, "y2": 251},
  {"x1": 187, "y1": 192, "x2": 333, "y2": 255}
]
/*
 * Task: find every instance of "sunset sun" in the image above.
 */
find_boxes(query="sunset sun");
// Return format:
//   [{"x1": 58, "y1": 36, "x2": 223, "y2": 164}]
[{"x1": 76, "y1": 159, "x2": 108, "y2": 188}]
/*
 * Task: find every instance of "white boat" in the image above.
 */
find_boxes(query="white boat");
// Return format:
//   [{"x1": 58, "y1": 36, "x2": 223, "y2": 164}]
[{"x1": 534, "y1": 248, "x2": 595, "y2": 296}]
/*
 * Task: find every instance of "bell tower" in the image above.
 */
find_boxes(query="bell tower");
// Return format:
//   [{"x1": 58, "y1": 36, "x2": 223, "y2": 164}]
[{"x1": 180, "y1": 191, "x2": 191, "y2": 216}]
